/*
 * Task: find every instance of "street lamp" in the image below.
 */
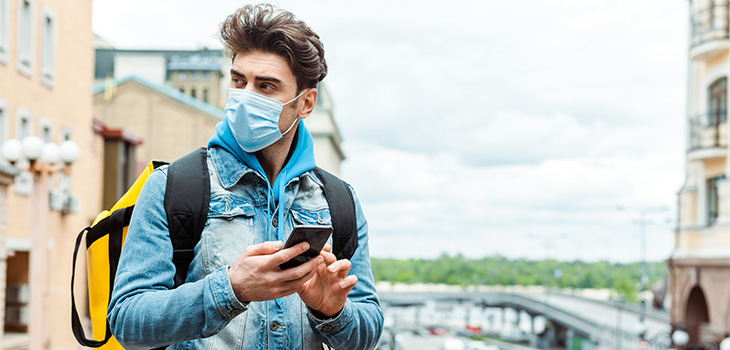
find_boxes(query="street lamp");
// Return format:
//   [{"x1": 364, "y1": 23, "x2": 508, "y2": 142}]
[
  {"x1": 2, "y1": 136, "x2": 80, "y2": 350},
  {"x1": 720, "y1": 337, "x2": 730, "y2": 350},
  {"x1": 672, "y1": 328, "x2": 689, "y2": 349}
]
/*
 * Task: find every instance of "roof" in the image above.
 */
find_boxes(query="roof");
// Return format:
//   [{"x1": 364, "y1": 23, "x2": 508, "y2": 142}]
[
  {"x1": 168, "y1": 54, "x2": 221, "y2": 72},
  {"x1": 94, "y1": 48, "x2": 225, "y2": 80},
  {"x1": 92, "y1": 75, "x2": 223, "y2": 119}
]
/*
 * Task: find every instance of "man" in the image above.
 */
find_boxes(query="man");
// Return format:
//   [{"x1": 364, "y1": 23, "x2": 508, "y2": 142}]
[{"x1": 107, "y1": 4, "x2": 384, "y2": 349}]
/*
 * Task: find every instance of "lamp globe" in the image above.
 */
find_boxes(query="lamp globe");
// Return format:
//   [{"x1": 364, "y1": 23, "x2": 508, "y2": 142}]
[
  {"x1": 22, "y1": 136, "x2": 44, "y2": 161},
  {"x1": 2, "y1": 139, "x2": 22, "y2": 162},
  {"x1": 59, "y1": 140, "x2": 80, "y2": 164}
]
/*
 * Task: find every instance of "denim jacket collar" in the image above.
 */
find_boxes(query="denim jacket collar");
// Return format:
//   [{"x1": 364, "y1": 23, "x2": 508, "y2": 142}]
[
  {"x1": 209, "y1": 146, "x2": 321, "y2": 191},
  {"x1": 210, "y1": 146, "x2": 259, "y2": 189}
]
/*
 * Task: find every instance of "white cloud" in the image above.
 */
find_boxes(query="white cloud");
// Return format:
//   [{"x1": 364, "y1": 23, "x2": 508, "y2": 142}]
[{"x1": 93, "y1": 0, "x2": 689, "y2": 262}]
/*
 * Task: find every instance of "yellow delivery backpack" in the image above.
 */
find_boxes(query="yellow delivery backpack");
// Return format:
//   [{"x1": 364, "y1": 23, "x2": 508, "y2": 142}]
[{"x1": 70, "y1": 148, "x2": 211, "y2": 349}]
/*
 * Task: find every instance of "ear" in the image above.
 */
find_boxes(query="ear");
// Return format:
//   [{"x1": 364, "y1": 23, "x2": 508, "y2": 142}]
[{"x1": 297, "y1": 88, "x2": 318, "y2": 119}]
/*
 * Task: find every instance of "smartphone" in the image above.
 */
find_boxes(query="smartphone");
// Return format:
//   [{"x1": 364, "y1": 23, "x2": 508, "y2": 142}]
[{"x1": 279, "y1": 225, "x2": 334, "y2": 270}]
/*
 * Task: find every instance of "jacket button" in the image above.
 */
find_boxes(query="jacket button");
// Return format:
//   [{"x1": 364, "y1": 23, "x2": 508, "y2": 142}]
[
  {"x1": 272, "y1": 217, "x2": 278, "y2": 227},
  {"x1": 270, "y1": 321, "x2": 281, "y2": 331}
]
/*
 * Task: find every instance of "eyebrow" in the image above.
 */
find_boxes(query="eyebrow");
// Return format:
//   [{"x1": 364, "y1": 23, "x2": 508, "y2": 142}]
[{"x1": 230, "y1": 69, "x2": 282, "y2": 84}]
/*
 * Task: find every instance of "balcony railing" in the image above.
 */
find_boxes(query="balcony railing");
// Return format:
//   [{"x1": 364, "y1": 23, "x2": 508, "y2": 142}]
[
  {"x1": 690, "y1": 2, "x2": 730, "y2": 48},
  {"x1": 688, "y1": 111, "x2": 728, "y2": 151}
]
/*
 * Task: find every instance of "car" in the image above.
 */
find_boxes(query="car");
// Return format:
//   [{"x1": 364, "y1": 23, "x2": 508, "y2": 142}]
[{"x1": 429, "y1": 326, "x2": 449, "y2": 336}]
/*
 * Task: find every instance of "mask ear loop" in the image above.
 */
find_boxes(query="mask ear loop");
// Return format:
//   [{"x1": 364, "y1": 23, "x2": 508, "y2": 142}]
[
  {"x1": 280, "y1": 89, "x2": 309, "y2": 137},
  {"x1": 281, "y1": 118, "x2": 299, "y2": 137},
  {"x1": 284, "y1": 88, "x2": 309, "y2": 105}
]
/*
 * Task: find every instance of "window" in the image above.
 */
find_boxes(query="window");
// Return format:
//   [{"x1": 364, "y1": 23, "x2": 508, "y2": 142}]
[
  {"x1": 0, "y1": 99, "x2": 7, "y2": 157},
  {"x1": 0, "y1": 0, "x2": 9, "y2": 63},
  {"x1": 707, "y1": 175, "x2": 725, "y2": 226},
  {"x1": 40, "y1": 6, "x2": 55, "y2": 87},
  {"x1": 191, "y1": 72, "x2": 198, "y2": 81},
  {"x1": 190, "y1": 88, "x2": 196, "y2": 99},
  {"x1": 38, "y1": 117, "x2": 52, "y2": 142},
  {"x1": 708, "y1": 77, "x2": 727, "y2": 126},
  {"x1": 58, "y1": 127, "x2": 71, "y2": 143},
  {"x1": 202, "y1": 88, "x2": 208, "y2": 103},
  {"x1": 16, "y1": 0, "x2": 34, "y2": 77},
  {"x1": 202, "y1": 72, "x2": 210, "y2": 81},
  {"x1": 16, "y1": 107, "x2": 31, "y2": 140},
  {"x1": 178, "y1": 72, "x2": 187, "y2": 81}
]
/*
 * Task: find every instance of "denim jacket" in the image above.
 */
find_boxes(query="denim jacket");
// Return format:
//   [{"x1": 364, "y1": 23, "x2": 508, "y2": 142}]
[{"x1": 107, "y1": 147, "x2": 383, "y2": 349}]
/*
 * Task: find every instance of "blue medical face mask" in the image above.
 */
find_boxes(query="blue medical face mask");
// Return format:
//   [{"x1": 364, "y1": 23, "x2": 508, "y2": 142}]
[{"x1": 225, "y1": 88, "x2": 307, "y2": 153}]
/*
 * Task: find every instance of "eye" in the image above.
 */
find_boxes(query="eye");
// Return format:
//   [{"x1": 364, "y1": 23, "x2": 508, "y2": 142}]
[
  {"x1": 260, "y1": 83, "x2": 276, "y2": 92},
  {"x1": 231, "y1": 76, "x2": 246, "y2": 88}
]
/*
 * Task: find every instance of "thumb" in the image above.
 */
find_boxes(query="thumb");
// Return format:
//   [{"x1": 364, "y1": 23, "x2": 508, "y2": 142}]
[{"x1": 244, "y1": 241, "x2": 283, "y2": 256}]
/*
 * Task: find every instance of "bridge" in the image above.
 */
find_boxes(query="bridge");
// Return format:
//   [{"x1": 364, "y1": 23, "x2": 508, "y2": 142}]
[{"x1": 378, "y1": 291, "x2": 671, "y2": 350}]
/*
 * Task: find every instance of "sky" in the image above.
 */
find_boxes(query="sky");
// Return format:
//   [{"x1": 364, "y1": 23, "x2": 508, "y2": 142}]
[{"x1": 92, "y1": 0, "x2": 689, "y2": 263}]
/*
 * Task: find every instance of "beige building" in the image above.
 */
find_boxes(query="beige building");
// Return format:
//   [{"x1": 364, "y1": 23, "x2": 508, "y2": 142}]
[
  {"x1": 93, "y1": 76, "x2": 223, "y2": 207},
  {"x1": 0, "y1": 0, "x2": 101, "y2": 349},
  {"x1": 670, "y1": 0, "x2": 730, "y2": 347}
]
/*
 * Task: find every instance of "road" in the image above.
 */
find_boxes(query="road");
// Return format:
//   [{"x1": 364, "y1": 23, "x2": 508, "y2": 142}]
[{"x1": 527, "y1": 293, "x2": 670, "y2": 340}]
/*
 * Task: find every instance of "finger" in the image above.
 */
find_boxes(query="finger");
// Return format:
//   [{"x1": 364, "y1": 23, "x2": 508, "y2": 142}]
[
  {"x1": 270, "y1": 241, "x2": 310, "y2": 267},
  {"x1": 319, "y1": 250, "x2": 337, "y2": 265},
  {"x1": 282, "y1": 265, "x2": 319, "y2": 292},
  {"x1": 337, "y1": 260, "x2": 351, "y2": 279},
  {"x1": 327, "y1": 259, "x2": 351, "y2": 278},
  {"x1": 322, "y1": 243, "x2": 332, "y2": 253},
  {"x1": 244, "y1": 241, "x2": 283, "y2": 257},
  {"x1": 282, "y1": 256, "x2": 323, "y2": 282},
  {"x1": 338, "y1": 275, "x2": 358, "y2": 291}
]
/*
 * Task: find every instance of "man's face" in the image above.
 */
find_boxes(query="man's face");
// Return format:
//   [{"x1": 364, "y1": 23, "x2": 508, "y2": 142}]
[{"x1": 229, "y1": 50, "x2": 302, "y2": 133}]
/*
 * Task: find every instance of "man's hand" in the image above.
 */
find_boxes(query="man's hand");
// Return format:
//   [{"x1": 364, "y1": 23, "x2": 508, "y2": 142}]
[
  {"x1": 297, "y1": 244, "x2": 358, "y2": 318},
  {"x1": 228, "y1": 241, "x2": 323, "y2": 303}
]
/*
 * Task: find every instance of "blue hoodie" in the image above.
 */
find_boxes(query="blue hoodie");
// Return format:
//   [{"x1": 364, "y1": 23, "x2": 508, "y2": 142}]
[{"x1": 208, "y1": 117, "x2": 316, "y2": 243}]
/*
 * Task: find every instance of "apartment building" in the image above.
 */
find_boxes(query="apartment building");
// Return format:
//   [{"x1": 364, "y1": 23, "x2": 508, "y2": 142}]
[
  {"x1": 0, "y1": 0, "x2": 101, "y2": 349},
  {"x1": 670, "y1": 0, "x2": 730, "y2": 347}
]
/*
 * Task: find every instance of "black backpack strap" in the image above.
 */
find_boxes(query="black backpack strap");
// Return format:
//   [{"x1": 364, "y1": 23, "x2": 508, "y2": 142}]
[
  {"x1": 71, "y1": 227, "x2": 112, "y2": 347},
  {"x1": 312, "y1": 167, "x2": 358, "y2": 260},
  {"x1": 164, "y1": 147, "x2": 210, "y2": 287}
]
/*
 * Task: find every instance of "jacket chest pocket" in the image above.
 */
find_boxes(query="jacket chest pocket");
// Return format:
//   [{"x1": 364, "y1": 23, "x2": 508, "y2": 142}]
[
  {"x1": 290, "y1": 207, "x2": 332, "y2": 227},
  {"x1": 288, "y1": 207, "x2": 334, "y2": 251},
  {"x1": 201, "y1": 195, "x2": 256, "y2": 270}
]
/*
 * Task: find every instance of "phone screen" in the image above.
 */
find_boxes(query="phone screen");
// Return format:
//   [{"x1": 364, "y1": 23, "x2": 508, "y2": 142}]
[{"x1": 279, "y1": 225, "x2": 333, "y2": 269}]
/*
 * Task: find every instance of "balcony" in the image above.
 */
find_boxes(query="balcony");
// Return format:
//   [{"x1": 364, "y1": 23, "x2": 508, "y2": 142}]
[
  {"x1": 690, "y1": 2, "x2": 730, "y2": 60},
  {"x1": 688, "y1": 112, "x2": 728, "y2": 160}
]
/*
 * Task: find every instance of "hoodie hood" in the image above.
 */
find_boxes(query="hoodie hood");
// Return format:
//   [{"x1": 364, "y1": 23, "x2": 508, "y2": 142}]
[{"x1": 208, "y1": 117, "x2": 316, "y2": 240}]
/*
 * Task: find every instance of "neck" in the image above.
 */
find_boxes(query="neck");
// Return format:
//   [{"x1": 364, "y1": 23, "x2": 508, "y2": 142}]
[{"x1": 255, "y1": 126, "x2": 298, "y2": 185}]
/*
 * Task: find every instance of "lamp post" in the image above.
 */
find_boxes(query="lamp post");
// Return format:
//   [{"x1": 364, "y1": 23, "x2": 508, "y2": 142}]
[
  {"x1": 616, "y1": 205, "x2": 670, "y2": 344},
  {"x1": 635, "y1": 321, "x2": 648, "y2": 350},
  {"x1": 2, "y1": 137, "x2": 79, "y2": 350}
]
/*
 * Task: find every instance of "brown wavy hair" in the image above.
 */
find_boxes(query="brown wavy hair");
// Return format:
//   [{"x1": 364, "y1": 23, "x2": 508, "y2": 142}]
[{"x1": 219, "y1": 4, "x2": 328, "y2": 92}]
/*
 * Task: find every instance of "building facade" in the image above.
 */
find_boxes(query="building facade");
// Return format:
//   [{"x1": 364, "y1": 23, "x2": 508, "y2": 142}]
[
  {"x1": 0, "y1": 0, "x2": 101, "y2": 349},
  {"x1": 670, "y1": 0, "x2": 730, "y2": 346}
]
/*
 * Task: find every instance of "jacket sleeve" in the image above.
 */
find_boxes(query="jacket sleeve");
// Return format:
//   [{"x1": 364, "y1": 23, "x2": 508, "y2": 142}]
[
  {"x1": 107, "y1": 167, "x2": 248, "y2": 350},
  {"x1": 307, "y1": 185, "x2": 385, "y2": 349}
]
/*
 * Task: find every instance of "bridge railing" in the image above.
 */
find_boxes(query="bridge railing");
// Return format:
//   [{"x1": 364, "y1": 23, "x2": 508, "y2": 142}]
[{"x1": 378, "y1": 290, "x2": 670, "y2": 350}]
